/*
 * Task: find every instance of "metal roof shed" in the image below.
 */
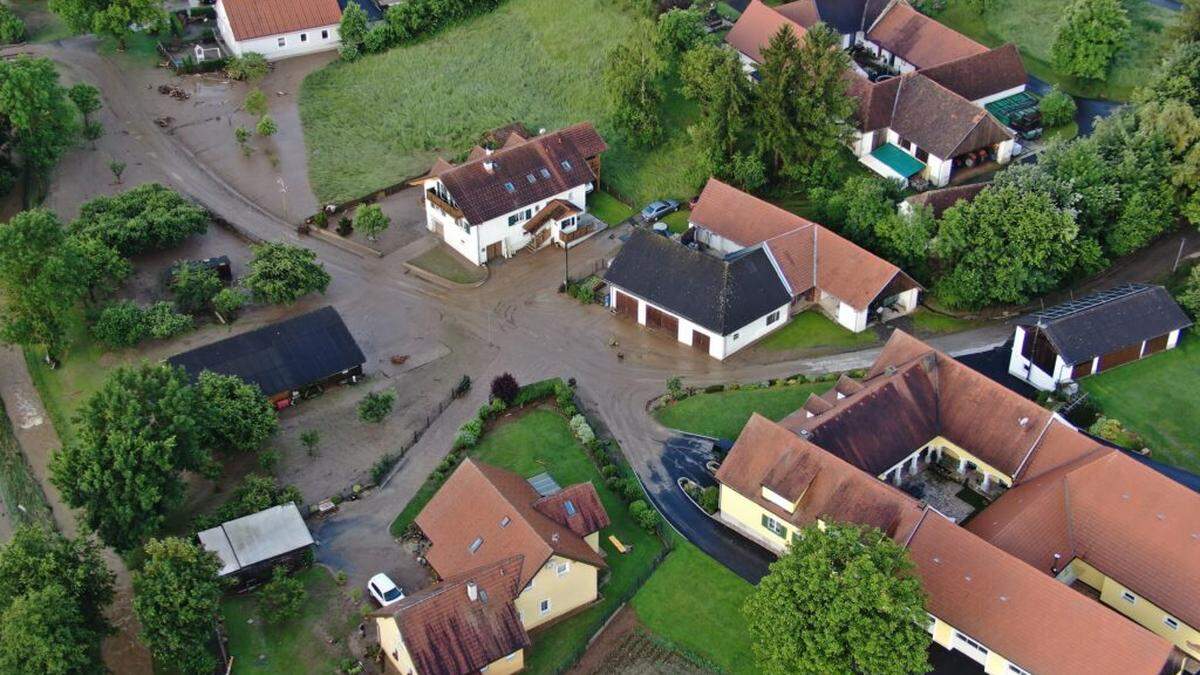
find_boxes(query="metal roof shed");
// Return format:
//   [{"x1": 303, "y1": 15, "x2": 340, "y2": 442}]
[{"x1": 197, "y1": 503, "x2": 314, "y2": 577}]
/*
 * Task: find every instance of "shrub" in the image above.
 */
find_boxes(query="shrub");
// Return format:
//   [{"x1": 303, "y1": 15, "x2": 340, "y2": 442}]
[
  {"x1": 1039, "y1": 87, "x2": 1077, "y2": 128},
  {"x1": 453, "y1": 375, "x2": 471, "y2": 398},
  {"x1": 225, "y1": 52, "x2": 268, "y2": 81},
  {"x1": 0, "y1": 5, "x2": 25, "y2": 43},
  {"x1": 212, "y1": 287, "x2": 248, "y2": 319},
  {"x1": 257, "y1": 447, "x2": 278, "y2": 472},
  {"x1": 666, "y1": 376, "x2": 684, "y2": 400},
  {"x1": 337, "y1": 217, "x2": 353, "y2": 236},
  {"x1": 601, "y1": 465, "x2": 620, "y2": 478},
  {"x1": 358, "y1": 391, "x2": 396, "y2": 423},
  {"x1": 142, "y1": 302, "x2": 193, "y2": 339},
  {"x1": 513, "y1": 379, "x2": 559, "y2": 406},
  {"x1": 92, "y1": 301, "x2": 148, "y2": 347},
  {"x1": 370, "y1": 452, "x2": 402, "y2": 484},
  {"x1": 461, "y1": 416, "x2": 484, "y2": 438},
  {"x1": 554, "y1": 380, "x2": 575, "y2": 412},
  {"x1": 490, "y1": 373, "x2": 520, "y2": 404},
  {"x1": 1176, "y1": 265, "x2": 1200, "y2": 319},
  {"x1": 171, "y1": 262, "x2": 223, "y2": 314},
  {"x1": 630, "y1": 500, "x2": 660, "y2": 532},
  {"x1": 363, "y1": 24, "x2": 391, "y2": 53},
  {"x1": 453, "y1": 428, "x2": 479, "y2": 450},
  {"x1": 703, "y1": 384, "x2": 725, "y2": 394},
  {"x1": 569, "y1": 415, "x2": 595, "y2": 445},
  {"x1": 259, "y1": 566, "x2": 306, "y2": 624},
  {"x1": 699, "y1": 486, "x2": 719, "y2": 514}
]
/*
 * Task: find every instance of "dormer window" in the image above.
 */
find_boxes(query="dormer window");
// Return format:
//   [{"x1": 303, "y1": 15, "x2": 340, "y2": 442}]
[
  {"x1": 469, "y1": 537, "x2": 483, "y2": 553},
  {"x1": 526, "y1": 174, "x2": 536, "y2": 184},
  {"x1": 540, "y1": 168, "x2": 551, "y2": 179},
  {"x1": 564, "y1": 500, "x2": 577, "y2": 517},
  {"x1": 560, "y1": 160, "x2": 572, "y2": 171},
  {"x1": 500, "y1": 516, "x2": 511, "y2": 528},
  {"x1": 503, "y1": 182, "x2": 515, "y2": 193}
]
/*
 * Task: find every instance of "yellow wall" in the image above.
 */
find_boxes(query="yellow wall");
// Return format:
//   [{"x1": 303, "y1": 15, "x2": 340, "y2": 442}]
[
  {"x1": 924, "y1": 436, "x2": 1013, "y2": 487},
  {"x1": 926, "y1": 613, "x2": 1031, "y2": 674},
  {"x1": 718, "y1": 484, "x2": 794, "y2": 554},
  {"x1": 585, "y1": 531, "x2": 600, "y2": 553},
  {"x1": 376, "y1": 616, "x2": 417, "y2": 675},
  {"x1": 481, "y1": 649, "x2": 524, "y2": 674},
  {"x1": 514, "y1": 555, "x2": 599, "y2": 630},
  {"x1": 1070, "y1": 558, "x2": 1200, "y2": 660}
]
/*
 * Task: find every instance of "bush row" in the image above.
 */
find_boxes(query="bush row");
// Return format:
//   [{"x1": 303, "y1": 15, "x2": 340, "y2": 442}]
[
  {"x1": 91, "y1": 300, "x2": 193, "y2": 348},
  {"x1": 345, "y1": 0, "x2": 506, "y2": 59},
  {"x1": 672, "y1": 368, "x2": 870, "y2": 401}
]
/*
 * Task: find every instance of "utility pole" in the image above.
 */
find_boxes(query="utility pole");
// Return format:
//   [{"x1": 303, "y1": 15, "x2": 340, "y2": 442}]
[
  {"x1": 1173, "y1": 237, "x2": 1186, "y2": 273},
  {"x1": 563, "y1": 238, "x2": 570, "y2": 289}
]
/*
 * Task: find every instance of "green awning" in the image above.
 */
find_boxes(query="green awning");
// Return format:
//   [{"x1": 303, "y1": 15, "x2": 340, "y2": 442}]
[{"x1": 870, "y1": 143, "x2": 925, "y2": 178}]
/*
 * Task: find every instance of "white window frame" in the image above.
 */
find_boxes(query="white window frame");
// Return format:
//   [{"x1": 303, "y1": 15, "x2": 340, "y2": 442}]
[
  {"x1": 506, "y1": 652, "x2": 517, "y2": 661},
  {"x1": 321, "y1": 29, "x2": 329, "y2": 39},
  {"x1": 277, "y1": 36, "x2": 286, "y2": 47},
  {"x1": 539, "y1": 598, "x2": 551, "y2": 616},
  {"x1": 556, "y1": 561, "x2": 570, "y2": 577},
  {"x1": 952, "y1": 631, "x2": 989, "y2": 665},
  {"x1": 766, "y1": 310, "x2": 781, "y2": 325},
  {"x1": 762, "y1": 514, "x2": 786, "y2": 538},
  {"x1": 1121, "y1": 590, "x2": 1137, "y2": 604},
  {"x1": 1007, "y1": 664, "x2": 1031, "y2": 675}
]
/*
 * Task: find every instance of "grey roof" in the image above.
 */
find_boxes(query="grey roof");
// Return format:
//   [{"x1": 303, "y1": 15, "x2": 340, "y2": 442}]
[
  {"x1": 198, "y1": 503, "x2": 314, "y2": 576},
  {"x1": 604, "y1": 229, "x2": 791, "y2": 335},
  {"x1": 168, "y1": 306, "x2": 365, "y2": 397},
  {"x1": 1016, "y1": 284, "x2": 1192, "y2": 364},
  {"x1": 814, "y1": 0, "x2": 888, "y2": 34}
]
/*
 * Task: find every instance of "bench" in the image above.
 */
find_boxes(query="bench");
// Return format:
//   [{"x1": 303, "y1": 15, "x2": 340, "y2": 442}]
[{"x1": 609, "y1": 535, "x2": 631, "y2": 554}]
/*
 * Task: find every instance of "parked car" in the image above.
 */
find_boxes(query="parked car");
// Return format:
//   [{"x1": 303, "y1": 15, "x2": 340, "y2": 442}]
[
  {"x1": 640, "y1": 200, "x2": 680, "y2": 222},
  {"x1": 368, "y1": 573, "x2": 405, "y2": 607}
]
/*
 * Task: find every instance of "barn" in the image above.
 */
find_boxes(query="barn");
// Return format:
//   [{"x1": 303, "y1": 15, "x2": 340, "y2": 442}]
[
  {"x1": 197, "y1": 503, "x2": 314, "y2": 584},
  {"x1": 1008, "y1": 284, "x2": 1192, "y2": 391}
]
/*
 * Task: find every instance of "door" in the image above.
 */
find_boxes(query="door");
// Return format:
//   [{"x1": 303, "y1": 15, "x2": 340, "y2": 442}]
[
  {"x1": 614, "y1": 291, "x2": 637, "y2": 320},
  {"x1": 1071, "y1": 360, "x2": 1094, "y2": 380},
  {"x1": 1098, "y1": 343, "x2": 1142, "y2": 372},
  {"x1": 692, "y1": 331, "x2": 710, "y2": 354},
  {"x1": 645, "y1": 306, "x2": 678, "y2": 335},
  {"x1": 1142, "y1": 334, "x2": 1169, "y2": 356},
  {"x1": 485, "y1": 241, "x2": 503, "y2": 262}
]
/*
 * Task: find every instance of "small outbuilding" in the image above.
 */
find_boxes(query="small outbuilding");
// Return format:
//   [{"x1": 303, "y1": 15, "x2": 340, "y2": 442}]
[
  {"x1": 197, "y1": 503, "x2": 314, "y2": 581},
  {"x1": 167, "y1": 305, "x2": 365, "y2": 406},
  {"x1": 1008, "y1": 284, "x2": 1192, "y2": 391}
]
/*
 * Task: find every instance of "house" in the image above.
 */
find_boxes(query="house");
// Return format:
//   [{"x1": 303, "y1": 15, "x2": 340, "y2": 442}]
[
  {"x1": 376, "y1": 459, "x2": 610, "y2": 675},
  {"x1": 899, "y1": 182, "x2": 988, "y2": 218},
  {"x1": 215, "y1": 0, "x2": 348, "y2": 60},
  {"x1": 1008, "y1": 284, "x2": 1192, "y2": 391},
  {"x1": 167, "y1": 306, "x2": 365, "y2": 407},
  {"x1": 197, "y1": 503, "x2": 314, "y2": 583},
  {"x1": 726, "y1": 0, "x2": 1028, "y2": 187},
  {"x1": 713, "y1": 330, "x2": 1200, "y2": 669},
  {"x1": 410, "y1": 124, "x2": 607, "y2": 266}
]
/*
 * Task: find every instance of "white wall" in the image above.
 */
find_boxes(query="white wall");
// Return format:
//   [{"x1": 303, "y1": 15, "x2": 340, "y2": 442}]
[
  {"x1": 216, "y1": 1, "x2": 340, "y2": 60},
  {"x1": 692, "y1": 226, "x2": 746, "y2": 255},
  {"x1": 723, "y1": 304, "x2": 791, "y2": 357},
  {"x1": 1008, "y1": 326, "x2": 1068, "y2": 391},
  {"x1": 973, "y1": 84, "x2": 1027, "y2": 107},
  {"x1": 852, "y1": 130, "x2": 875, "y2": 158},
  {"x1": 926, "y1": 154, "x2": 953, "y2": 187}
]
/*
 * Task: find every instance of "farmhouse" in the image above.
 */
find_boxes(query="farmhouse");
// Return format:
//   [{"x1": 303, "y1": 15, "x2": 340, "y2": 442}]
[
  {"x1": 167, "y1": 305, "x2": 365, "y2": 408},
  {"x1": 1008, "y1": 284, "x2": 1192, "y2": 391},
  {"x1": 215, "y1": 0, "x2": 374, "y2": 60},
  {"x1": 197, "y1": 503, "x2": 314, "y2": 583},
  {"x1": 411, "y1": 124, "x2": 607, "y2": 266},
  {"x1": 376, "y1": 459, "x2": 610, "y2": 675},
  {"x1": 714, "y1": 330, "x2": 1200, "y2": 670},
  {"x1": 727, "y1": 0, "x2": 1028, "y2": 187}
]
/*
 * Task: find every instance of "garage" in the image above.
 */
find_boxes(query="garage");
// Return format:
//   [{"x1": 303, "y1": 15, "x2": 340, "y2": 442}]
[
  {"x1": 645, "y1": 305, "x2": 679, "y2": 335},
  {"x1": 691, "y1": 331, "x2": 710, "y2": 354},
  {"x1": 614, "y1": 290, "x2": 638, "y2": 320},
  {"x1": 1098, "y1": 343, "x2": 1143, "y2": 372},
  {"x1": 1142, "y1": 333, "x2": 1169, "y2": 356}
]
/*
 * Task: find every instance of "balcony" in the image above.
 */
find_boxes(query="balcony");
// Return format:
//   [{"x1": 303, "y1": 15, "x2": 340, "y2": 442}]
[
  {"x1": 426, "y1": 189, "x2": 464, "y2": 220},
  {"x1": 559, "y1": 221, "x2": 597, "y2": 244}
]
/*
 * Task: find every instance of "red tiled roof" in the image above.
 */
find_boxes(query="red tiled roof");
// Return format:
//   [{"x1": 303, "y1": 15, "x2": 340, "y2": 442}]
[
  {"x1": 904, "y1": 182, "x2": 989, "y2": 218},
  {"x1": 533, "y1": 482, "x2": 610, "y2": 537},
  {"x1": 725, "y1": 0, "x2": 808, "y2": 64},
  {"x1": 521, "y1": 198, "x2": 579, "y2": 234},
  {"x1": 866, "y1": 1, "x2": 987, "y2": 69},
  {"x1": 920, "y1": 44, "x2": 1027, "y2": 103},
  {"x1": 889, "y1": 74, "x2": 1013, "y2": 159},
  {"x1": 218, "y1": 0, "x2": 342, "y2": 40}
]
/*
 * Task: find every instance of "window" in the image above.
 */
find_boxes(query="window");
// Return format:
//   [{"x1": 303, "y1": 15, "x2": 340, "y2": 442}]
[
  {"x1": 300, "y1": 33, "x2": 307, "y2": 42},
  {"x1": 508, "y1": 214, "x2": 519, "y2": 226},
  {"x1": 539, "y1": 599, "x2": 551, "y2": 615},
  {"x1": 560, "y1": 160, "x2": 572, "y2": 171},
  {"x1": 1121, "y1": 590, "x2": 1137, "y2": 604},
  {"x1": 321, "y1": 29, "x2": 329, "y2": 39},
  {"x1": 523, "y1": 208, "x2": 532, "y2": 220},
  {"x1": 564, "y1": 500, "x2": 577, "y2": 516},
  {"x1": 556, "y1": 561, "x2": 570, "y2": 577},
  {"x1": 525, "y1": 578, "x2": 534, "y2": 590},
  {"x1": 540, "y1": 168, "x2": 551, "y2": 179},
  {"x1": 469, "y1": 537, "x2": 483, "y2": 553},
  {"x1": 1164, "y1": 616, "x2": 1180, "y2": 631},
  {"x1": 503, "y1": 182, "x2": 515, "y2": 193},
  {"x1": 766, "y1": 310, "x2": 781, "y2": 325},
  {"x1": 561, "y1": 215, "x2": 576, "y2": 228},
  {"x1": 500, "y1": 516, "x2": 511, "y2": 527},
  {"x1": 480, "y1": 666, "x2": 489, "y2": 673},
  {"x1": 761, "y1": 513, "x2": 787, "y2": 538},
  {"x1": 506, "y1": 653, "x2": 517, "y2": 661},
  {"x1": 526, "y1": 174, "x2": 536, "y2": 184},
  {"x1": 732, "y1": 332, "x2": 739, "y2": 340},
  {"x1": 277, "y1": 36, "x2": 287, "y2": 47},
  {"x1": 1007, "y1": 665, "x2": 1030, "y2": 675}
]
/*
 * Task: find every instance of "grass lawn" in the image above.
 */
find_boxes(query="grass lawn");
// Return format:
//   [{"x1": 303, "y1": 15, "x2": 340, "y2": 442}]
[
  {"x1": 630, "y1": 536, "x2": 756, "y2": 675},
  {"x1": 388, "y1": 408, "x2": 664, "y2": 674},
  {"x1": 587, "y1": 190, "x2": 635, "y2": 227},
  {"x1": 654, "y1": 381, "x2": 831, "y2": 440},
  {"x1": 222, "y1": 566, "x2": 359, "y2": 673},
  {"x1": 908, "y1": 308, "x2": 982, "y2": 335},
  {"x1": 755, "y1": 311, "x2": 879, "y2": 352},
  {"x1": 1043, "y1": 121, "x2": 1079, "y2": 143},
  {"x1": 9, "y1": 0, "x2": 73, "y2": 43},
  {"x1": 662, "y1": 209, "x2": 690, "y2": 234},
  {"x1": 0, "y1": 398, "x2": 55, "y2": 531},
  {"x1": 299, "y1": 0, "x2": 705, "y2": 205},
  {"x1": 22, "y1": 308, "x2": 111, "y2": 445},
  {"x1": 1081, "y1": 336, "x2": 1200, "y2": 474},
  {"x1": 931, "y1": 0, "x2": 1174, "y2": 102},
  {"x1": 407, "y1": 245, "x2": 487, "y2": 284}
]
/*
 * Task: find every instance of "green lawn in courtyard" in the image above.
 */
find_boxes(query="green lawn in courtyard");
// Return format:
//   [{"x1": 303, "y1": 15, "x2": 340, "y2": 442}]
[
  {"x1": 1043, "y1": 121, "x2": 1079, "y2": 144},
  {"x1": 22, "y1": 308, "x2": 110, "y2": 445},
  {"x1": 631, "y1": 535, "x2": 757, "y2": 675},
  {"x1": 908, "y1": 308, "x2": 983, "y2": 335},
  {"x1": 221, "y1": 567, "x2": 359, "y2": 674},
  {"x1": 662, "y1": 209, "x2": 690, "y2": 234},
  {"x1": 931, "y1": 0, "x2": 1174, "y2": 102},
  {"x1": 388, "y1": 407, "x2": 664, "y2": 674},
  {"x1": 588, "y1": 190, "x2": 635, "y2": 227},
  {"x1": 654, "y1": 380, "x2": 831, "y2": 440},
  {"x1": 756, "y1": 311, "x2": 879, "y2": 352},
  {"x1": 299, "y1": 0, "x2": 705, "y2": 205},
  {"x1": 1081, "y1": 335, "x2": 1200, "y2": 474},
  {"x1": 407, "y1": 245, "x2": 487, "y2": 284}
]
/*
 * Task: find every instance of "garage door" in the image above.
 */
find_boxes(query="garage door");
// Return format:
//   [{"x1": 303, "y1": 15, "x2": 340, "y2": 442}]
[
  {"x1": 1071, "y1": 360, "x2": 1094, "y2": 379},
  {"x1": 1098, "y1": 343, "x2": 1143, "y2": 372},
  {"x1": 692, "y1": 331, "x2": 710, "y2": 354},
  {"x1": 614, "y1": 291, "x2": 637, "y2": 320},
  {"x1": 645, "y1": 306, "x2": 679, "y2": 335},
  {"x1": 1142, "y1": 334, "x2": 1169, "y2": 356}
]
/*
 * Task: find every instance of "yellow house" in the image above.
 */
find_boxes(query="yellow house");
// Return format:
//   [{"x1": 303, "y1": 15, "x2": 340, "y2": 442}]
[{"x1": 376, "y1": 459, "x2": 610, "y2": 675}]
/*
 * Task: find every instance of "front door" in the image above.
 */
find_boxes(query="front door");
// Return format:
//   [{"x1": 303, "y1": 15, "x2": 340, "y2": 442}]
[
  {"x1": 692, "y1": 331, "x2": 710, "y2": 355},
  {"x1": 485, "y1": 241, "x2": 503, "y2": 262}
]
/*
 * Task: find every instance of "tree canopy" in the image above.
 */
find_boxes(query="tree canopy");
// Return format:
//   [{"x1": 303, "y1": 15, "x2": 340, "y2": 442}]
[
  {"x1": 0, "y1": 56, "x2": 78, "y2": 201},
  {"x1": 1051, "y1": 0, "x2": 1130, "y2": 80},
  {"x1": 744, "y1": 522, "x2": 930, "y2": 675},
  {"x1": 48, "y1": 0, "x2": 165, "y2": 49},
  {"x1": 195, "y1": 371, "x2": 278, "y2": 455},
  {"x1": 654, "y1": 7, "x2": 708, "y2": 59},
  {"x1": 72, "y1": 183, "x2": 208, "y2": 255},
  {"x1": 680, "y1": 43, "x2": 751, "y2": 181},
  {"x1": 170, "y1": 262, "x2": 222, "y2": 314},
  {"x1": 133, "y1": 537, "x2": 224, "y2": 675},
  {"x1": 0, "y1": 209, "x2": 87, "y2": 360},
  {"x1": 242, "y1": 242, "x2": 331, "y2": 304},
  {"x1": 603, "y1": 29, "x2": 664, "y2": 148},
  {"x1": 354, "y1": 203, "x2": 390, "y2": 241}
]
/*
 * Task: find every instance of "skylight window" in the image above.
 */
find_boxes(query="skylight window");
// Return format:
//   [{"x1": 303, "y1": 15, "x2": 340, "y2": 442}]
[
  {"x1": 540, "y1": 168, "x2": 551, "y2": 179},
  {"x1": 499, "y1": 516, "x2": 511, "y2": 528},
  {"x1": 503, "y1": 182, "x2": 515, "y2": 193},
  {"x1": 560, "y1": 160, "x2": 572, "y2": 171},
  {"x1": 564, "y1": 500, "x2": 577, "y2": 517},
  {"x1": 469, "y1": 537, "x2": 483, "y2": 553}
]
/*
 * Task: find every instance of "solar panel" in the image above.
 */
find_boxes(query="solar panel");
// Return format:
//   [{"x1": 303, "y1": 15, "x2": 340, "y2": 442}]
[
  {"x1": 527, "y1": 472, "x2": 561, "y2": 496},
  {"x1": 1027, "y1": 284, "x2": 1150, "y2": 324}
]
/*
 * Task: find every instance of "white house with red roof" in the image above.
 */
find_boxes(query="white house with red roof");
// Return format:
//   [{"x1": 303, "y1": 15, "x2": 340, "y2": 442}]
[{"x1": 215, "y1": 0, "x2": 345, "y2": 60}]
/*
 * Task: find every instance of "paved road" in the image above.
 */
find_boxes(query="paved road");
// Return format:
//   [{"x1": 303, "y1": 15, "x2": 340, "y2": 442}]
[{"x1": 1027, "y1": 75, "x2": 1122, "y2": 137}]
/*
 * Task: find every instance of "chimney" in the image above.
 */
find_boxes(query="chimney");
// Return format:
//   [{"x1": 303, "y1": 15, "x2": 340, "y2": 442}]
[
  {"x1": 1050, "y1": 553, "x2": 1061, "y2": 575},
  {"x1": 483, "y1": 160, "x2": 495, "y2": 173},
  {"x1": 467, "y1": 581, "x2": 478, "y2": 602}
]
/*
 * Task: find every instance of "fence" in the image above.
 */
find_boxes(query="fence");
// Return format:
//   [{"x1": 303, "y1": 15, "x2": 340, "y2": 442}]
[
  {"x1": 304, "y1": 173, "x2": 426, "y2": 226},
  {"x1": 375, "y1": 380, "x2": 467, "y2": 490}
]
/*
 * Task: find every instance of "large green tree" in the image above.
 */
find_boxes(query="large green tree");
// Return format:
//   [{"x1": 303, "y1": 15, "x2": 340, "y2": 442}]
[
  {"x1": 195, "y1": 371, "x2": 278, "y2": 455},
  {"x1": 170, "y1": 262, "x2": 222, "y2": 314},
  {"x1": 1138, "y1": 41, "x2": 1200, "y2": 112},
  {"x1": 811, "y1": 175, "x2": 902, "y2": 247},
  {"x1": 48, "y1": 0, "x2": 164, "y2": 49},
  {"x1": 50, "y1": 363, "x2": 212, "y2": 551},
  {"x1": 603, "y1": 29, "x2": 663, "y2": 148},
  {"x1": 754, "y1": 25, "x2": 803, "y2": 177},
  {"x1": 680, "y1": 43, "x2": 750, "y2": 179},
  {"x1": 67, "y1": 233, "x2": 132, "y2": 301},
  {"x1": 654, "y1": 7, "x2": 707, "y2": 59},
  {"x1": 133, "y1": 537, "x2": 224, "y2": 675},
  {"x1": 242, "y1": 242, "x2": 331, "y2": 304},
  {"x1": 0, "y1": 209, "x2": 87, "y2": 362},
  {"x1": 0, "y1": 56, "x2": 78, "y2": 202},
  {"x1": 1051, "y1": 0, "x2": 1130, "y2": 80},
  {"x1": 1171, "y1": 0, "x2": 1200, "y2": 43},
  {"x1": 744, "y1": 522, "x2": 930, "y2": 675},
  {"x1": 0, "y1": 525, "x2": 115, "y2": 672},
  {"x1": 72, "y1": 183, "x2": 208, "y2": 256}
]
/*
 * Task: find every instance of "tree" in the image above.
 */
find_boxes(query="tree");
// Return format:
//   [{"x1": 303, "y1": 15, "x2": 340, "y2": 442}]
[
  {"x1": 0, "y1": 57, "x2": 78, "y2": 201},
  {"x1": 133, "y1": 537, "x2": 224, "y2": 675},
  {"x1": 243, "y1": 88, "x2": 268, "y2": 117},
  {"x1": 1139, "y1": 41, "x2": 1200, "y2": 112},
  {"x1": 50, "y1": 363, "x2": 211, "y2": 551},
  {"x1": 1175, "y1": 265, "x2": 1200, "y2": 318},
  {"x1": 681, "y1": 43, "x2": 750, "y2": 177},
  {"x1": 0, "y1": 209, "x2": 87, "y2": 362},
  {"x1": 212, "y1": 286, "x2": 248, "y2": 319},
  {"x1": 108, "y1": 159, "x2": 125, "y2": 183},
  {"x1": 195, "y1": 371, "x2": 278, "y2": 455},
  {"x1": 0, "y1": 5, "x2": 25, "y2": 43},
  {"x1": 91, "y1": 300, "x2": 148, "y2": 347},
  {"x1": 243, "y1": 242, "x2": 331, "y2": 304},
  {"x1": 654, "y1": 7, "x2": 707, "y2": 59},
  {"x1": 354, "y1": 203, "x2": 390, "y2": 241},
  {"x1": 754, "y1": 26, "x2": 803, "y2": 177},
  {"x1": 259, "y1": 566, "x2": 306, "y2": 624},
  {"x1": 744, "y1": 522, "x2": 930, "y2": 675},
  {"x1": 1170, "y1": 0, "x2": 1200, "y2": 43},
  {"x1": 339, "y1": 0, "x2": 368, "y2": 54},
  {"x1": 225, "y1": 52, "x2": 268, "y2": 81},
  {"x1": 874, "y1": 207, "x2": 934, "y2": 281},
  {"x1": 194, "y1": 473, "x2": 301, "y2": 530},
  {"x1": 72, "y1": 183, "x2": 207, "y2": 255},
  {"x1": 0, "y1": 525, "x2": 115, "y2": 672},
  {"x1": 358, "y1": 390, "x2": 396, "y2": 423},
  {"x1": 143, "y1": 300, "x2": 193, "y2": 339},
  {"x1": 933, "y1": 184, "x2": 1100, "y2": 308},
  {"x1": 301, "y1": 429, "x2": 320, "y2": 456},
  {"x1": 811, "y1": 175, "x2": 903, "y2": 247},
  {"x1": 788, "y1": 22, "x2": 854, "y2": 186},
  {"x1": 603, "y1": 30, "x2": 663, "y2": 148},
  {"x1": 68, "y1": 83, "x2": 102, "y2": 125},
  {"x1": 170, "y1": 262, "x2": 222, "y2": 314},
  {"x1": 256, "y1": 113, "x2": 278, "y2": 137},
  {"x1": 1051, "y1": 0, "x2": 1130, "y2": 80},
  {"x1": 58, "y1": 0, "x2": 165, "y2": 50},
  {"x1": 1039, "y1": 87, "x2": 1076, "y2": 128},
  {"x1": 490, "y1": 372, "x2": 519, "y2": 404},
  {"x1": 68, "y1": 234, "x2": 131, "y2": 300}
]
